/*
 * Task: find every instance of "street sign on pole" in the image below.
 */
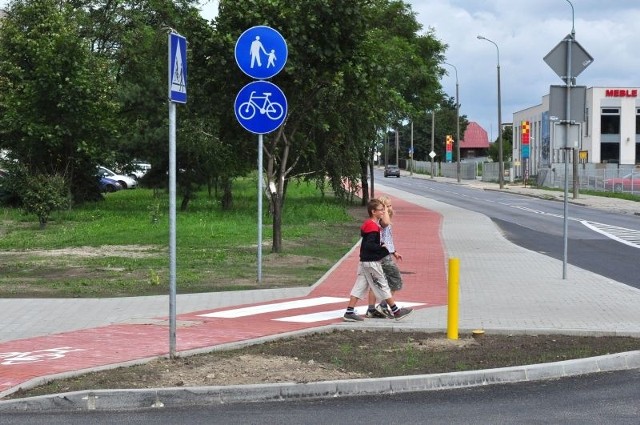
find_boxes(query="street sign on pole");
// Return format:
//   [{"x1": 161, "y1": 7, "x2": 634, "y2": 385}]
[
  {"x1": 234, "y1": 81, "x2": 287, "y2": 135},
  {"x1": 544, "y1": 29, "x2": 593, "y2": 281},
  {"x1": 543, "y1": 34, "x2": 593, "y2": 83},
  {"x1": 235, "y1": 26, "x2": 288, "y2": 80},
  {"x1": 169, "y1": 32, "x2": 187, "y2": 103},
  {"x1": 549, "y1": 85, "x2": 586, "y2": 124},
  {"x1": 167, "y1": 30, "x2": 187, "y2": 359},
  {"x1": 234, "y1": 26, "x2": 288, "y2": 283}
]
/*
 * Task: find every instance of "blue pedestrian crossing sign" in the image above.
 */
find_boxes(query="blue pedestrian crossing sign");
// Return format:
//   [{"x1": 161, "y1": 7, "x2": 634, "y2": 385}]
[
  {"x1": 235, "y1": 26, "x2": 287, "y2": 80},
  {"x1": 169, "y1": 32, "x2": 187, "y2": 103},
  {"x1": 234, "y1": 81, "x2": 287, "y2": 134}
]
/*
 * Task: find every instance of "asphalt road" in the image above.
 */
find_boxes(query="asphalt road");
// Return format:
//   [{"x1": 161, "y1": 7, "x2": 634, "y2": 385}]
[
  {"x1": 378, "y1": 174, "x2": 640, "y2": 288},
  {"x1": 3, "y1": 369, "x2": 638, "y2": 424}
]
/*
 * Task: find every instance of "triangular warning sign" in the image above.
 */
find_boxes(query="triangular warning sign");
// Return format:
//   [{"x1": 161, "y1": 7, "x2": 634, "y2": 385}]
[{"x1": 171, "y1": 44, "x2": 186, "y2": 94}]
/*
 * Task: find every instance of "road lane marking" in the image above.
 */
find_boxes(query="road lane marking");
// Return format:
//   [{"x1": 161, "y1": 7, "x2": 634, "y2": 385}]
[{"x1": 581, "y1": 221, "x2": 640, "y2": 249}]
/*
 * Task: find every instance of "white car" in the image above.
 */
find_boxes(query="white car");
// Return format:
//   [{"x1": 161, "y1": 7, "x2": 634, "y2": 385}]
[
  {"x1": 128, "y1": 161, "x2": 151, "y2": 180},
  {"x1": 97, "y1": 166, "x2": 138, "y2": 189}
]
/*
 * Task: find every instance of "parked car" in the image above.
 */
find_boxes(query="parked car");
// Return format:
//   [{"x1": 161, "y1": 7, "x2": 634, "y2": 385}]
[
  {"x1": 97, "y1": 166, "x2": 137, "y2": 189},
  {"x1": 604, "y1": 172, "x2": 640, "y2": 192},
  {"x1": 384, "y1": 165, "x2": 401, "y2": 178},
  {"x1": 127, "y1": 161, "x2": 151, "y2": 180},
  {"x1": 99, "y1": 176, "x2": 123, "y2": 193}
]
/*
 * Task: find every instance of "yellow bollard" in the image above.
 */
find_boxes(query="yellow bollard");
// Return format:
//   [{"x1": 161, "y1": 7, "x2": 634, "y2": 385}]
[{"x1": 447, "y1": 257, "x2": 460, "y2": 340}]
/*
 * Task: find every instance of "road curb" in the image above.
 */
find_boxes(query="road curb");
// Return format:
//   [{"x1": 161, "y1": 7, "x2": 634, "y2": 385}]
[{"x1": 1, "y1": 350, "x2": 638, "y2": 412}]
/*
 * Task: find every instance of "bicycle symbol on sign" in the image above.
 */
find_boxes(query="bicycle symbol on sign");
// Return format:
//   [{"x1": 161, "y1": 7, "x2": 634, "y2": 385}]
[
  {"x1": 0, "y1": 347, "x2": 85, "y2": 365},
  {"x1": 237, "y1": 91, "x2": 284, "y2": 121}
]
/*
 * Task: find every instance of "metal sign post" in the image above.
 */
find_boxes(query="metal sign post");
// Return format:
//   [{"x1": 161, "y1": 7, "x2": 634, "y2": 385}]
[
  {"x1": 544, "y1": 7, "x2": 593, "y2": 279},
  {"x1": 168, "y1": 31, "x2": 187, "y2": 358},
  {"x1": 234, "y1": 26, "x2": 288, "y2": 282}
]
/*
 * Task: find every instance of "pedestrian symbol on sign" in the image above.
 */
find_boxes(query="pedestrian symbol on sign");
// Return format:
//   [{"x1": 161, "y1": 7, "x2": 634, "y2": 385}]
[
  {"x1": 171, "y1": 42, "x2": 186, "y2": 94},
  {"x1": 168, "y1": 32, "x2": 187, "y2": 104},
  {"x1": 235, "y1": 26, "x2": 287, "y2": 80},
  {"x1": 249, "y1": 36, "x2": 279, "y2": 70}
]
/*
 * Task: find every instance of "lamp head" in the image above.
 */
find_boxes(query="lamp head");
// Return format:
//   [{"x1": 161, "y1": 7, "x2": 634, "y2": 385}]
[{"x1": 477, "y1": 35, "x2": 485, "y2": 40}]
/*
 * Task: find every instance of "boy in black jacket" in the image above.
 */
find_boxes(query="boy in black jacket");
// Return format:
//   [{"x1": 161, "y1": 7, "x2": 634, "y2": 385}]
[{"x1": 343, "y1": 198, "x2": 413, "y2": 322}]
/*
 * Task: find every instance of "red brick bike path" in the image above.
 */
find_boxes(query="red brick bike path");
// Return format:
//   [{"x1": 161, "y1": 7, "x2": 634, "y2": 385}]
[{"x1": 0, "y1": 195, "x2": 446, "y2": 396}]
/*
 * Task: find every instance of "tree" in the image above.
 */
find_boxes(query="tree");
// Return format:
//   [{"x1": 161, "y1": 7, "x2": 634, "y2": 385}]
[
  {"x1": 355, "y1": 3, "x2": 446, "y2": 202},
  {"x1": 209, "y1": 0, "x2": 447, "y2": 252},
  {"x1": 76, "y1": 0, "x2": 218, "y2": 210},
  {"x1": 0, "y1": 0, "x2": 119, "y2": 203},
  {"x1": 211, "y1": 0, "x2": 371, "y2": 252},
  {"x1": 488, "y1": 125, "x2": 513, "y2": 163},
  {"x1": 0, "y1": 0, "x2": 448, "y2": 245}
]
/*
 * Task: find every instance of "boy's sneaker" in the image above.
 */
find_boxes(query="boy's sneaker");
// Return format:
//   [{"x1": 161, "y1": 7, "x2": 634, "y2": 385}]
[
  {"x1": 343, "y1": 312, "x2": 364, "y2": 322},
  {"x1": 375, "y1": 304, "x2": 394, "y2": 319},
  {"x1": 366, "y1": 309, "x2": 387, "y2": 319},
  {"x1": 393, "y1": 307, "x2": 414, "y2": 321}
]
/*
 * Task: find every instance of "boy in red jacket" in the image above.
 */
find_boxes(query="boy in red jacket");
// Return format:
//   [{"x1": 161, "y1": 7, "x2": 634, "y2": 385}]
[{"x1": 343, "y1": 198, "x2": 413, "y2": 322}]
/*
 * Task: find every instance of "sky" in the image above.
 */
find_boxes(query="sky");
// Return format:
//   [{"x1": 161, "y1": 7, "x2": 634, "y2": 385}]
[
  {"x1": 199, "y1": 1, "x2": 640, "y2": 141},
  {"x1": 3, "y1": 0, "x2": 639, "y2": 141},
  {"x1": 407, "y1": 0, "x2": 640, "y2": 141}
]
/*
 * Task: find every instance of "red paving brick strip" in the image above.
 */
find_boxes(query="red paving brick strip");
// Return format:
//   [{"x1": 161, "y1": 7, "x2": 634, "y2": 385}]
[{"x1": 0, "y1": 194, "x2": 447, "y2": 396}]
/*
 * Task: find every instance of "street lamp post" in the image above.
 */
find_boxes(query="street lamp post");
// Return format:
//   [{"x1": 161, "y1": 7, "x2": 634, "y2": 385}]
[
  {"x1": 477, "y1": 35, "x2": 504, "y2": 189},
  {"x1": 444, "y1": 62, "x2": 461, "y2": 182},
  {"x1": 430, "y1": 110, "x2": 435, "y2": 178}
]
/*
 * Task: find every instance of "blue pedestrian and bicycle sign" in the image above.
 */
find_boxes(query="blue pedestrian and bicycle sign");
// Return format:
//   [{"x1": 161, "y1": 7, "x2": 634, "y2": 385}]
[
  {"x1": 234, "y1": 26, "x2": 288, "y2": 134},
  {"x1": 235, "y1": 26, "x2": 288, "y2": 80},
  {"x1": 234, "y1": 81, "x2": 287, "y2": 134}
]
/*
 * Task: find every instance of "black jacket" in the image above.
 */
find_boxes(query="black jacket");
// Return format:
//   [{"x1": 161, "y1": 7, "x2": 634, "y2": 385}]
[{"x1": 359, "y1": 219, "x2": 389, "y2": 261}]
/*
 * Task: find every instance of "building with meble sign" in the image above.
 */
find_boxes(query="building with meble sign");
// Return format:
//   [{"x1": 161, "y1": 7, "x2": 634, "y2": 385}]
[{"x1": 512, "y1": 86, "x2": 640, "y2": 182}]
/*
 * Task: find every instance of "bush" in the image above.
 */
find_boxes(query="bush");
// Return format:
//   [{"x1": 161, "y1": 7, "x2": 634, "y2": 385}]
[
  {"x1": 0, "y1": 162, "x2": 24, "y2": 207},
  {"x1": 21, "y1": 173, "x2": 70, "y2": 228}
]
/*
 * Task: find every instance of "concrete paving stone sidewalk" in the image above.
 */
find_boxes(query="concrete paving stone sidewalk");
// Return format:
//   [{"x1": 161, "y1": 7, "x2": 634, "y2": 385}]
[{"x1": 1, "y1": 176, "x2": 639, "y2": 411}]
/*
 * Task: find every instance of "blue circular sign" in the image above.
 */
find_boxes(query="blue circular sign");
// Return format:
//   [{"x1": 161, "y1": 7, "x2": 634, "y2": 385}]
[
  {"x1": 235, "y1": 26, "x2": 288, "y2": 79},
  {"x1": 234, "y1": 81, "x2": 287, "y2": 134}
]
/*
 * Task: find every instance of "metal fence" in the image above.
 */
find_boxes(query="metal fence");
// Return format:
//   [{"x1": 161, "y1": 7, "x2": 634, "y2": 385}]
[
  {"x1": 394, "y1": 160, "x2": 639, "y2": 194},
  {"x1": 540, "y1": 163, "x2": 640, "y2": 194},
  {"x1": 409, "y1": 160, "x2": 479, "y2": 180}
]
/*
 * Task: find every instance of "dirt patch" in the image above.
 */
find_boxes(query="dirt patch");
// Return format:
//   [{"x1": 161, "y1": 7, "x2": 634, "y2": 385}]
[
  {"x1": 153, "y1": 354, "x2": 364, "y2": 387},
  {"x1": 6, "y1": 330, "x2": 639, "y2": 400},
  {"x1": 0, "y1": 245, "x2": 160, "y2": 258}
]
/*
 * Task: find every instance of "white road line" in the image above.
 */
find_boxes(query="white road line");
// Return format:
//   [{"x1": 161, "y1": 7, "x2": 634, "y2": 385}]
[
  {"x1": 581, "y1": 220, "x2": 640, "y2": 249},
  {"x1": 275, "y1": 302, "x2": 427, "y2": 323},
  {"x1": 273, "y1": 307, "x2": 368, "y2": 323},
  {"x1": 198, "y1": 296, "x2": 349, "y2": 318}
]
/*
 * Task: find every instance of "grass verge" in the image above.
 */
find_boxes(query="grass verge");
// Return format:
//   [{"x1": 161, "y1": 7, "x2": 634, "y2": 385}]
[{"x1": 0, "y1": 179, "x2": 362, "y2": 297}]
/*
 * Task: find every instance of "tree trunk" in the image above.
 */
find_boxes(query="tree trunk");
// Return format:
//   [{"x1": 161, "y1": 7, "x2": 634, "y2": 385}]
[
  {"x1": 360, "y1": 160, "x2": 369, "y2": 206},
  {"x1": 180, "y1": 193, "x2": 190, "y2": 211},
  {"x1": 221, "y1": 177, "x2": 233, "y2": 210},
  {"x1": 369, "y1": 158, "x2": 375, "y2": 201}
]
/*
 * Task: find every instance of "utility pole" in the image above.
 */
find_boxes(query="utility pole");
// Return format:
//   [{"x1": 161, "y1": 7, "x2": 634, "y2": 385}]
[{"x1": 395, "y1": 128, "x2": 399, "y2": 166}]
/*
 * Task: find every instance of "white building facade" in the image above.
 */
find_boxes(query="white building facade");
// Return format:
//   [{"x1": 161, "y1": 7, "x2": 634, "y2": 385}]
[{"x1": 513, "y1": 87, "x2": 640, "y2": 179}]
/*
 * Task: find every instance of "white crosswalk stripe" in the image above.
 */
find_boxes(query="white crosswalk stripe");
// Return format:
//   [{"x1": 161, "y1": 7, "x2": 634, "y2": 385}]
[
  {"x1": 581, "y1": 221, "x2": 640, "y2": 249},
  {"x1": 275, "y1": 302, "x2": 426, "y2": 323},
  {"x1": 198, "y1": 297, "x2": 426, "y2": 323},
  {"x1": 197, "y1": 297, "x2": 348, "y2": 318}
]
